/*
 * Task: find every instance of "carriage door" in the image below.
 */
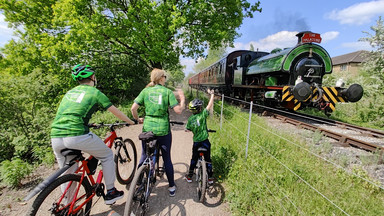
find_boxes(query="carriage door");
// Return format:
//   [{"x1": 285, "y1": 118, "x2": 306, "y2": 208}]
[{"x1": 233, "y1": 56, "x2": 242, "y2": 85}]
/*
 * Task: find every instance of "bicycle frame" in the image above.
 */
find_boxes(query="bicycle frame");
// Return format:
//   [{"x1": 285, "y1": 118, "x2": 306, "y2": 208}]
[
  {"x1": 142, "y1": 141, "x2": 161, "y2": 199},
  {"x1": 57, "y1": 129, "x2": 119, "y2": 215}
]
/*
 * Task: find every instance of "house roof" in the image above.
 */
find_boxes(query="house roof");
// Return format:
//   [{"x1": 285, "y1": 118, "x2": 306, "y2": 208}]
[{"x1": 331, "y1": 50, "x2": 370, "y2": 65}]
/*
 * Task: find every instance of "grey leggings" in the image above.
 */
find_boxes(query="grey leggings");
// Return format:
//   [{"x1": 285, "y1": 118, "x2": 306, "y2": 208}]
[{"x1": 51, "y1": 132, "x2": 116, "y2": 190}]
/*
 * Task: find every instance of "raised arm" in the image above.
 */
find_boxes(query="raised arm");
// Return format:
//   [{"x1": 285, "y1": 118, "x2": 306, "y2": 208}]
[
  {"x1": 206, "y1": 89, "x2": 215, "y2": 111},
  {"x1": 173, "y1": 89, "x2": 185, "y2": 114},
  {"x1": 107, "y1": 105, "x2": 136, "y2": 125}
]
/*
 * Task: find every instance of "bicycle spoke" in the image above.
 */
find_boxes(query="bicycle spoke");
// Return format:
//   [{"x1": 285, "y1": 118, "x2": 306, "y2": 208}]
[{"x1": 26, "y1": 174, "x2": 92, "y2": 216}]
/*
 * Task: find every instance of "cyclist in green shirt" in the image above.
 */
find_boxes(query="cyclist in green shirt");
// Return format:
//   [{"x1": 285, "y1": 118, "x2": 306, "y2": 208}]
[
  {"x1": 51, "y1": 64, "x2": 137, "y2": 205},
  {"x1": 185, "y1": 89, "x2": 215, "y2": 184},
  {"x1": 131, "y1": 68, "x2": 185, "y2": 197}
]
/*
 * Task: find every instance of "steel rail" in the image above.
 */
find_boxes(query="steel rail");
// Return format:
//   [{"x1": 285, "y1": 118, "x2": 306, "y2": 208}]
[{"x1": 273, "y1": 113, "x2": 384, "y2": 152}]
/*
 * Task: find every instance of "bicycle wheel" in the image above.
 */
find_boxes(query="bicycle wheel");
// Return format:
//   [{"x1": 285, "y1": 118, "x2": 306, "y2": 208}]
[
  {"x1": 26, "y1": 174, "x2": 93, "y2": 216},
  {"x1": 115, "y1": 138, "x2": 137, "y2": 185},
  {"x1": 197, "y1": 159, "x2": 207, "y2": 202},
  {"x1": 124, "y1": 165, "x2": 149, "y2": 216}
]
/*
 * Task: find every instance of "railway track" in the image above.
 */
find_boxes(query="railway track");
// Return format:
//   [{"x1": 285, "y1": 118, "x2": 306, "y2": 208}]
[{"x1": 268, "y1": 110, "x2": 384, "y2": 152}]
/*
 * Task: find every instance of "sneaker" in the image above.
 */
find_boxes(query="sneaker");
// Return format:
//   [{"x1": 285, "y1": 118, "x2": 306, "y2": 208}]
[
  {"x1": 105, "y1": 187, "x2": 124, "y2": 205},
  {"x1": 208, "y1": 177, "x2": 214, "y2": 185},
  {"x1": 184, "y1": 174, "x2": 193, "y2": 183},
  {"x1": 168, "y1": 185, "x2": 176, "y2": 197}
]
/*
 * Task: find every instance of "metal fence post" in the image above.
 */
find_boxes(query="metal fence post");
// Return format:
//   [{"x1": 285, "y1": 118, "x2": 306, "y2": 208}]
[
  {"x1": 220, "y1": 94, "x2": 224, "y2": 129},
  {"x1": 246, "y1": 101, "x2": 253, "y2": 160}
]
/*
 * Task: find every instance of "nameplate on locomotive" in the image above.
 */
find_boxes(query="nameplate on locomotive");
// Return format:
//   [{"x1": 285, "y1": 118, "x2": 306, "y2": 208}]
[{"x1": 301, "y1": 33, "x2": 322, "y2": 43}]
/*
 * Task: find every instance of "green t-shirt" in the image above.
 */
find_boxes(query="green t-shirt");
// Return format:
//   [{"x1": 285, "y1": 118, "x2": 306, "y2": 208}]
[
  {"x1": 50, "y1": 85, "x2": 113, "y2": 138},
  {"x1": 186, "y1": 108, "x2": 209, "y2": 142},
  {"x1": 134, "y1": 84, "x2": 179, "y2": 136}
]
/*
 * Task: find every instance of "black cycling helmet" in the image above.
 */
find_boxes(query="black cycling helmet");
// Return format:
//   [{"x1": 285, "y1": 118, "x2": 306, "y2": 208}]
[
  {"x1": 189, "y1": 99, "x2": 204, "y2": 114},
  {"x1": 71, "y1": 64, "x2": 94, "y2": 81}
]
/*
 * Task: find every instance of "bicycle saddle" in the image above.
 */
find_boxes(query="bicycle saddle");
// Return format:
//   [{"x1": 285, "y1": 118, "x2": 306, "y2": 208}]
[
  {"x1": 139, "y1": 131, "x2": 156, "y2": 142},
  {"x1": 61, "y1": 148, "x2": 82, "y2": 157}
]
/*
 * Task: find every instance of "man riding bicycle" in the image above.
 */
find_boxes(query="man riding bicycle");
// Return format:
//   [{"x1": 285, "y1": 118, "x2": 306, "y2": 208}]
[{"x1": 50, "y1": 64, "x2": 136, "y2": 205}]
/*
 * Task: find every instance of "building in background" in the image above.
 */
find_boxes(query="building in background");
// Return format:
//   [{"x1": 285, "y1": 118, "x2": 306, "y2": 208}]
[{"x1": 331, "y1": 50, "x2": 369, "y2": 75}]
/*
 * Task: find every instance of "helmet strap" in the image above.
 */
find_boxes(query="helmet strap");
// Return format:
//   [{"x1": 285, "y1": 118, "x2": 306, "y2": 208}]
[{"x1": 90, "y1": 78, "x2": 97, "y2": 87}]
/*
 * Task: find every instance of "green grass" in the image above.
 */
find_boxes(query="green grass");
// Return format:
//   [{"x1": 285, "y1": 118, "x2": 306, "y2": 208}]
[{"x1": 206, "y1": 105, "x2": 384, "y2": 216}]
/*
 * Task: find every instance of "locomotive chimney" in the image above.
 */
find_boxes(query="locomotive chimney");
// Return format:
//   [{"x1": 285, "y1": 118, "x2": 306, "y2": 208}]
[{"x1": 296, "y1": 31, "x2": 313, "y2": 44}]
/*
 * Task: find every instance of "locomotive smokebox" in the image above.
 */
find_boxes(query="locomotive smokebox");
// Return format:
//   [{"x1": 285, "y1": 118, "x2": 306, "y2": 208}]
[
  {"x1": 292, "y1": 82, "x2": 311, "y2": 101},
  {"x1": 340, "y1": 84, "x2": 364, "y2": 102}
]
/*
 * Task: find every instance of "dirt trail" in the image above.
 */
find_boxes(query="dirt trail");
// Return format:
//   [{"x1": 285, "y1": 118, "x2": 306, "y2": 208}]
[{"x1": 2, "y1": 95, "x2": 230, "y2": 216}]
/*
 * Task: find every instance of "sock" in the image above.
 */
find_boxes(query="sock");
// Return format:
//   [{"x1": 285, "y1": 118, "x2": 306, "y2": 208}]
[{"x1": 107, "y1": 187, "x2": 115, "y2": 194}]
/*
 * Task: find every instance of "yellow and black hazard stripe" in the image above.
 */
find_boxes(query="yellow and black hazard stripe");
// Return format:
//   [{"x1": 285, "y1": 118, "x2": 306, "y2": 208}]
[
  {"x1": 282, "y1": 86, "x2": 301, "y2": 110},
  {"x1": 282, "y1": 86, "x2": 294, "y2": 101},
  {"x1": 293, "y1": 99, "x2": 301, "y2": 111},
  {"x1": 321, "y1": 87, "x2": 345, "y2": 111}
]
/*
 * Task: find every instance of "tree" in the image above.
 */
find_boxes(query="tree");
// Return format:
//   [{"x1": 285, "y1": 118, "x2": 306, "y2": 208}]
[
  {"x1": 359, "y1": 16, "x2": 384, "y2": 91},
  {"x1": 250, "y1": 43, "x2": 255, "y2": 51},
  {"x1": 0, "y1": 0, "x2": 261, "y2": 70}
]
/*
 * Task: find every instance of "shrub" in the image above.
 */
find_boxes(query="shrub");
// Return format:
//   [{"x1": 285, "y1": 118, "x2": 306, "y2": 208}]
[{"x1": 0, "y1": 158, "x2": 32, "y2": 188}]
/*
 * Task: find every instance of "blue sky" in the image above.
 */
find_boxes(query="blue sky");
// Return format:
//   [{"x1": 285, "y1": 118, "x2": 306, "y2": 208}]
[{"x1": 1, "y1": 0, "x2": 384, "y2": 75}]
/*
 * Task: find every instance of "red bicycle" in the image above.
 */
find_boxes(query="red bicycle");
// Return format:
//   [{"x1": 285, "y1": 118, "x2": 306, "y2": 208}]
[{"x1": 24, "y1": 122, "x2": 137, "y2": 216}]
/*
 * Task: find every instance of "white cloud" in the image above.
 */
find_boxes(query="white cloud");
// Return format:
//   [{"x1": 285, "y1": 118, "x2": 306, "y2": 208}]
[
  {"x1": 321, "y1": 31, "x2": 339, "y2": 43},
  {"x1": 230, "y1": 31, "x2": 298, "y2": 53},
  {"x1": 326, "y1": 0, "x2": 384, "y2": 25}
]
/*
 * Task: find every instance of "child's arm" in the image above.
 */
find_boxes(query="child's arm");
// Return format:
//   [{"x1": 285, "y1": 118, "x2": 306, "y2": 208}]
[{"x1": 206, "y1": 89, "x2": 215, "y2": 111}]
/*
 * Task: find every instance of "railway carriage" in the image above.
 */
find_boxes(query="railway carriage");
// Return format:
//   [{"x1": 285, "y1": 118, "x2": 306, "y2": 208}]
[{"x1": 189, "y1": 31, "x2": 364, "y2": 115}]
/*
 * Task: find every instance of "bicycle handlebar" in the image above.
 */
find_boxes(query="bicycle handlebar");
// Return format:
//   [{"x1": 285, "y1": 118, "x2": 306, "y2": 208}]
[
  {"x1": 88, "y1": 122, "x2": 130, "y2": 130},
  {"x1": 169, "y1": 121, "x2": 184, "y2": 125}
]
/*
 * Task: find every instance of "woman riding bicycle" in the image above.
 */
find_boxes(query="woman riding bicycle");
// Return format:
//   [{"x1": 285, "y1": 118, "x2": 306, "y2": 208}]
[
  {"x1": 131, "y1": 68, "x2": 185, "y2": 197},
  {"x1": 50, "y1": 64, "x2": 136, "y2": 205}
]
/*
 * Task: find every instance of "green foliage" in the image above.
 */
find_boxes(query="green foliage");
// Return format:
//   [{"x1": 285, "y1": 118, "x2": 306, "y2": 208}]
[
  {"x1": 0, "y1": 69, "x2": 58, "y2": 163},
  {"x1": 0, "y1": 0, "x2": 262, "y2": 69},
  {"x1": 0, "y1": 159, "x2": 32, "y2": 188},
  {"x1": 359, "y1": 16, "x2": 384, "y2": 91}
]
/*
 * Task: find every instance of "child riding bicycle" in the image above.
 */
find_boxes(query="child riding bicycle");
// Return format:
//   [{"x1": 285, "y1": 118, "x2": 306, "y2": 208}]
[
  {"x1": 185, "y1": 89, "x2": 215, "y2": 184},
  {"x1": 50, "y1": 64, "x2": 137, "y2": 205}
]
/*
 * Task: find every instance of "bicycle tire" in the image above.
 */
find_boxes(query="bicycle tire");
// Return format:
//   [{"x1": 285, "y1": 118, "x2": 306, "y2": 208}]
[
  {"x1": 115, "y1": 138, "x2": 137, "y2": 185},
  {"x1": 197, "y1": 159, "x2": 207, "y2": 203},
  {"x1": 26, "y1": 174, "x2": 93, "y2": 216},
  {"x1": 124, "y1": 165, "x2": 149, "y2": 216}
]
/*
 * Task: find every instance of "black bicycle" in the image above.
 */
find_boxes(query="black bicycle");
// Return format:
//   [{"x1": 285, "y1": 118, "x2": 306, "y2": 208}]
[
  {"x1": 196, "y1": 129, "x2": 216, "y2": 203},
  {"x1": 123, "y1": 121, "x2": 184, "y2": 216}
]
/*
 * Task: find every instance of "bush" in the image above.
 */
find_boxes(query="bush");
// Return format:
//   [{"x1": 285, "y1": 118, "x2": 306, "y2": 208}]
[{"x1": 0, "y1": 158, "x2": 33, "y2": 188}]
